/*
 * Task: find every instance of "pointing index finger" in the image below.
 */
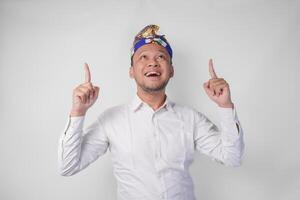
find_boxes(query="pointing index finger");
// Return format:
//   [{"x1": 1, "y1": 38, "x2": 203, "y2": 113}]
[
  {"x1": 209, "y1": 58, "x2": 218, "y2": 78},
  {"x1": 84, "y1": 62, "x2": 91, "y2": 83}
]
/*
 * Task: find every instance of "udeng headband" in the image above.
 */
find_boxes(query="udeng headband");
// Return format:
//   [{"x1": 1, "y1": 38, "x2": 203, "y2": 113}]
[{"x1": 131, "y1": 36, "x2": 173, "y2": 58}]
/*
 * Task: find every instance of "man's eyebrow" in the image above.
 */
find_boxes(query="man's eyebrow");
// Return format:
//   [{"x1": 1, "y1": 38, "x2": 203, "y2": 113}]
[{"x1": 157, "y1": 50, "x2": 168, "y2": 54}]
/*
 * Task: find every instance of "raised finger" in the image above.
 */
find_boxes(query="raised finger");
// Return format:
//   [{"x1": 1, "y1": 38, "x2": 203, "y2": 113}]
[
  {"x1": 84, "y1": 62, "x2": 91, "y2": 83},
  {"x1": 209, "y1": 58, "x2": 218, "y2": 79}
]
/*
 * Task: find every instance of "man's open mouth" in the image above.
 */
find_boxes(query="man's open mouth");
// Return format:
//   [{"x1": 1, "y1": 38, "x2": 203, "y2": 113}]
[{"x1": 144, "y1": 71, "x2": 161, "y2": 77}]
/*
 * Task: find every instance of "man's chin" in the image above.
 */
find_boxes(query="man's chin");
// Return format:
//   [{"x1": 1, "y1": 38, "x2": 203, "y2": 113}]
[
  {"x1": 141, "y1": 82, "x2": 168, "y2": 93},
  {"x1": 143, "y1": 87, "x2": 164, "y2": 93}
]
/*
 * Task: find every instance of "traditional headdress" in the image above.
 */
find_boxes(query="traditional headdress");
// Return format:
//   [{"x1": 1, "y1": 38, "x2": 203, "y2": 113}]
[{"x1": 131, "y1": 25, "x2": 173, "y2": 60}]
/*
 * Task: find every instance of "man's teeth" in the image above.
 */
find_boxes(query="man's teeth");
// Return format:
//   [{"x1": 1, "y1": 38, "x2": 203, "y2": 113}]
[{"x1": 145, "y1": 72, "x2": 161, "y2": 77}]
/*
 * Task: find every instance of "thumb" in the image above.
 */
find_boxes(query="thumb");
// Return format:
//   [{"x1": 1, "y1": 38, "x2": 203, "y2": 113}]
[
  {"x1": 203, "y1": 82, "x2": 209, "y2": 88},
  {"x1": 74, "y1": 95, "x2": 81, "y2": 104},
  {"x1": 203, "y1": 82, "x2": 210, "y2": 93},
  {"x1": 93, "y1": 86, "x2": 100, "y2": 99}
]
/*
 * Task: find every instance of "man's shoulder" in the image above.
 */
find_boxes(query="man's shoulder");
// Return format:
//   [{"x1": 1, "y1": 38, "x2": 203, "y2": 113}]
[
  {"x1": 97, "y1": 103, "x2": 128, "y2": 122},
  {"x1": 172, "y1": 101, "x2": 200, "y2": 114},
  {"x1": 171, "y1": 101, "x2": 208, "y2": 121}
]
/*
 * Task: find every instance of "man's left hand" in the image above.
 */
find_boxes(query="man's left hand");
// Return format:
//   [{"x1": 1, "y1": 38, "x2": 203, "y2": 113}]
[{"x1": 203, "y1": 59, "x2": 234, "y2": 108}]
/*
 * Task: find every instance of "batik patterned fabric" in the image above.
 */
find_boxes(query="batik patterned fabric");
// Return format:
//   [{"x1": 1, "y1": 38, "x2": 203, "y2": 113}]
[{"x1": 131, "y1": 24, "x2": 173, "y2": 58}]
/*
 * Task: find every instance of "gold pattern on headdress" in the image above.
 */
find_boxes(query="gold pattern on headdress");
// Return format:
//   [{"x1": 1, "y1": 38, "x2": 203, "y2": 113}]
[{"x1": 135, "y1": 24, "x2": 160, "y2": 42}]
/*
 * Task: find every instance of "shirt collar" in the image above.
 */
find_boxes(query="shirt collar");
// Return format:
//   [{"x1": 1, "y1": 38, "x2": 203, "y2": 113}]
[{"x1": 129, "y1": 93, "x2": 175, "y2": 113}]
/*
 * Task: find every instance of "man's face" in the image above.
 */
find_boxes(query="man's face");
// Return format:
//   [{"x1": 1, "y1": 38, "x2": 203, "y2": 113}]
[{"x1": 130, "y1": 43, "x2": 174, "y2": 93}]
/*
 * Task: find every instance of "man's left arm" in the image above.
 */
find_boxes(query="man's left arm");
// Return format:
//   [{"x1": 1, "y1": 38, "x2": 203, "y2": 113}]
[
  {"x1": 203, "y1": 58, "x2": 242, "y2": 135},
  {"x1": 194, "y1": 105, "x2": 244, "y2": 167},
  {"x1": 194, "y1": 59, "x2": 244, "y2": 166}
]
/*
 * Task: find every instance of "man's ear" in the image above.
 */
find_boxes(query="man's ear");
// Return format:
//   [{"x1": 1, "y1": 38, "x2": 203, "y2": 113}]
[
  {"x1": 129, "y1": 66, "x2": 134, "y2": 78},
  {"x1": 170, "y1": 65, "x2": 174, "y2": 78}
]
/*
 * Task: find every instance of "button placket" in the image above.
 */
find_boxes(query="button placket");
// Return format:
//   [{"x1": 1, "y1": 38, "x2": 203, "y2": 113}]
[
  {"x1": 152, "y1": 114, "x2": 161, "y2": 160},
  {"x1": 152, "y1": 113, "x2": 167, "y2": 197}
]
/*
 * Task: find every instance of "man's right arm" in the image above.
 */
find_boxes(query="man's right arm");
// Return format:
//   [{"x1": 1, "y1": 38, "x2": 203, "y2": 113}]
[
  {"x1": 58, "y1": 63, "x2": 107, "y2": 176},
  {"x1": 58, "y1": 114, "x2": 109, "y2": 176}
]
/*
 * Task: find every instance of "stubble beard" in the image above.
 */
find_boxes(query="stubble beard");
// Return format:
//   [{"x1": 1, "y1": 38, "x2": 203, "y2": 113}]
[{"x1": 139, "y1": 79, "x2": 170, "y2": 93}]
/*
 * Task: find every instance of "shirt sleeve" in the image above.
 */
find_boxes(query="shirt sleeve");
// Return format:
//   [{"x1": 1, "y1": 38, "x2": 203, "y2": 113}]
[
  {"x1": 193, "y1": 106, "x2": 244, "y2": 167},
  {"x1": 57, "y1": 114, "x2": 109, "y2": 176}
]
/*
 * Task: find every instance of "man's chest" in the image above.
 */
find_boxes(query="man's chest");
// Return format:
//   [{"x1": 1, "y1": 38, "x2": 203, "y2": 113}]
[{"x1": 105, "y1": 111, "x2": 195, "y2": 170}]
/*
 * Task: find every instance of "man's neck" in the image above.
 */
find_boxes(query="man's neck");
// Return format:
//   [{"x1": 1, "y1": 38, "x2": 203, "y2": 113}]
[{"x1": 137, "y1": 89, "x2": 167, "y2": 111}]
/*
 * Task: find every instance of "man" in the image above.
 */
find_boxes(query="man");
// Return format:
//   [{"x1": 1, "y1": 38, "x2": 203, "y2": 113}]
[{"x1": 58, "y1": 24, "x2": 244, "y2": 200}]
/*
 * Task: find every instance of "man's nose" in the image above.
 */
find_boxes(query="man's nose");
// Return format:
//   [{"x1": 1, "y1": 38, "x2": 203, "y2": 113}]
[{"x1": 147, "y1": 59, "x2": 159, "y2": 67}]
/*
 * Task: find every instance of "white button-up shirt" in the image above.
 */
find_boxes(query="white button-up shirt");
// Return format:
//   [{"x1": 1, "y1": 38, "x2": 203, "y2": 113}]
[{"x1": 58, "y1": 94, "x2": 244, "y2": 200}]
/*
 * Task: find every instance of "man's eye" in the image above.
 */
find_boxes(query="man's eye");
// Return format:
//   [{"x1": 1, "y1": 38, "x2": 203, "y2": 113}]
[
  {"x1": 158, "y1": 55, "x2": 165, "y2": 59},
  {"x1": 140, "y1": 55, "x2": 147, "y2": 59}
]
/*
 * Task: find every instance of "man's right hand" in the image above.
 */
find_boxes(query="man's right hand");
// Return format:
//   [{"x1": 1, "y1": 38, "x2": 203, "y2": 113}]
[{"x1": 70, "y1": 63, "x2": 100, "y2": 117}]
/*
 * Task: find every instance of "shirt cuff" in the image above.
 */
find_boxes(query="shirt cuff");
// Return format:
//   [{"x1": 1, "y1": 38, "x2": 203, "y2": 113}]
[
  {"x1": 63, "y1": 115, "x2": 85, "y2": 135},
  {"x1": 217, "y1": 105, "x2": 241, "y2": 135},
  {"x1": 217, "y1": 105, "x2": 239, "y2": 121}
]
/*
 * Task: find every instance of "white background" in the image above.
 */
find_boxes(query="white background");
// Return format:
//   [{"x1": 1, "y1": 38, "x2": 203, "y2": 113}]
[{"x1": 0, "y1": 0, "x2": 299, "y2": 199}]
